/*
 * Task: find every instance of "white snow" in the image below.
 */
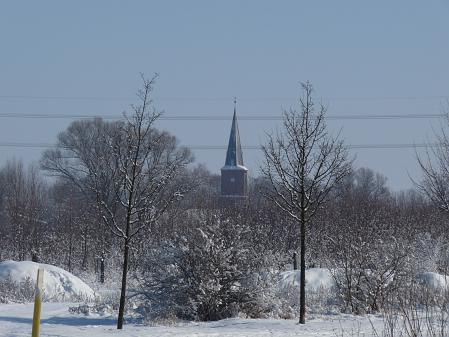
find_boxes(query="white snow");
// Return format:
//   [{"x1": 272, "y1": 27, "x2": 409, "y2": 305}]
[
  {"x1": 0, "y1": 260, "x2": 95, "y2": 301},
  {"x1": 280, "y1": 268, "x2": 335, "y2": 291},
  {"x1": 0, "y1": 302, "x2": 383, "y2": 337},
  {"x1": 417, "y1": 272, "x2": 449, "y2": 290},
  {"x1": 221, "y1": 165, "x2": 249, "y2": 171},
  {"x1": 280, "y1": 268, "x2": 449, "y2": 292}
]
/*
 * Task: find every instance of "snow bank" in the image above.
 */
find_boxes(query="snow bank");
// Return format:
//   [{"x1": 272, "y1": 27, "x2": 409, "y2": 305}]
[
  {"x1": 280, "y1": 268, "x2": 334, "y2": 291},
  {"x1": 0, "y1": 260, "x2": 95, "y2": 301},
  {"x1": 417, "y1": 272, "x2": 449, "y2": 290},
  {"x1": 280, "y1": 269, "x2": 449, "y2": 292}
]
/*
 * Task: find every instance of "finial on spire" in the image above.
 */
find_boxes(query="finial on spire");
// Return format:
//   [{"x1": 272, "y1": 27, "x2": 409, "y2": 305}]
[{"x1": 234, "y1": 96, "x2": 237, "y2": 110}]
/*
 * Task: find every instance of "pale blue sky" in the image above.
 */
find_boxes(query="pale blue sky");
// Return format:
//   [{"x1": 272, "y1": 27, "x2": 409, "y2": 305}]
[{"x1": 1, "y1": 1, "x2": 449, "y2": 191}]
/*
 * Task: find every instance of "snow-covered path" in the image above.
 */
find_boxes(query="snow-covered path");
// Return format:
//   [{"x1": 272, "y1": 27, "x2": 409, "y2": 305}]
[{"x1": 0, "y1": 303, "x2": 380, "y2": 337}]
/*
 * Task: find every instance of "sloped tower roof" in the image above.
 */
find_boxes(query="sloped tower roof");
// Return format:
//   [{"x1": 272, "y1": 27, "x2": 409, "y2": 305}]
[{"x1": 223, "y1": 100, "x2": 247, "y2": 170}]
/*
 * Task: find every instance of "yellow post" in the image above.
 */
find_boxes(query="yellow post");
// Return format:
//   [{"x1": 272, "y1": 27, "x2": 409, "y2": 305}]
[{"x1": 32, "y1": 268, "x2": 44, "y2": 337}]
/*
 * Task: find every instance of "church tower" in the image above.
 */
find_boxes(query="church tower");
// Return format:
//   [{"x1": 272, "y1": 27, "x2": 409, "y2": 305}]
[{"x1": 221, "y1": 100, "x2": 248, "y2": 198}]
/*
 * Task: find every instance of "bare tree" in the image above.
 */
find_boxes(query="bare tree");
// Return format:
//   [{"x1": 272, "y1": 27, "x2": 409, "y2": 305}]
[
  {"x1": 42, "y1": 118, "x2": 122, "y2": 277},
  {"x1": 260, "y1": 81, "x2": 351, "y2": 324},
  {"x1": 415, "y1": 109, "x2": 449, "y2": 212},
  {"x1": 100, "y1": 75, "x2": 193, "y2": 329},
  {"x1": 41, "y1": 74, "x2": 194, "y2": 329},
  {"x1": 2, "y1": 160, "x2": 27, "y2": 260},
  {"x1": 1, "y1": 161, "x2": 48, "y2": 261}
]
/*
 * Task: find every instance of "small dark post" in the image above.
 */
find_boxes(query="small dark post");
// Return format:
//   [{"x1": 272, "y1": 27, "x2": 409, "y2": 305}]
[
  {"x1": 31, "y1": 252, "x2": 39, "y2": 263},
  {"x1": 293, "y1": 252, "x2": 298, "y2": 270},
  {"x1": 100, "y1": 252, "x2": 104, "y2": 284},
  {"x1": 100, "y1": 257, "x2": 105, "y2": 284}
]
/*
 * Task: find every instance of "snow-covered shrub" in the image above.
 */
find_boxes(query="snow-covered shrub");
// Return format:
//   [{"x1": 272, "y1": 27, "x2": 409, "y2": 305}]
[
  {"x1": 0, "y1": 276, "x2": 35, "y2": 303},
  {"x1": 413, "y1": 233, "x2": 443, "y2": 273},
  {"x1": 371, "y1": 279, "x2": 449, "y2": 337},
  {"x1": 270, "y1": 269, "x2": 340, "y2": 318},
  {"x1": 69, "y1": 290, "x2": 142, "y2": 320},
  {"x1": 328, "y1": 234, "x2": 414, "y2": 314},
  {"x1": 237, "y1": 270, "x2": 283, "y2": 318},
  {"x1": 138, "y1": 211, "x2": 265, "y2": 321},
  {"x1": 328, "y1": 229, "x2": 449, "y2": 316},
  {"x1": 411, "y1": 233, "x2": 449, "y2": 276},
  {"x1": 69, "y1": 291, "x2": 121, "y2": 316}
]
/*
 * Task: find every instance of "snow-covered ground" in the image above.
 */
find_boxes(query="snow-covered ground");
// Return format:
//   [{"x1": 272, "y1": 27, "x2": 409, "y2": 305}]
[{"x1": 0, "y1": 302, "x2": 383, "y2": 337}]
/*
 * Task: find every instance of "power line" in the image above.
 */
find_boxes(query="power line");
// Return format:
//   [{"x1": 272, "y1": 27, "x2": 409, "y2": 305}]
[
  {"x1": 0, "y1": 142, "x2": 439, "y2": 150},
  {"x1": 0, "y1": 94, "x2": 447, "y2": 102},
  {"x1": 0, "y1": 113, "x2": 120, "y2": 119},
  {"x1": 0, "y1": 113, "x2": 445, "y2": 120},
  {"x1": 184, "y1": 144, "x2": 439, "y2": 150},
  {"x1": 0, "y1": 95, "x2": 133, "y2": 101}
]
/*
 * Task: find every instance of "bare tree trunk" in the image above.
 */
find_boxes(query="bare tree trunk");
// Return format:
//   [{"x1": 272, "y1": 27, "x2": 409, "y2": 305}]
[
  {"x1": 117, "y1": 163, "x2": 136, "y2": 329},
  {"x1": 299, "y1": 211, "x2": 306, "y2": 324},
  {"x1": 117, "y1": 238, "x2": 129, "y2": 329}
]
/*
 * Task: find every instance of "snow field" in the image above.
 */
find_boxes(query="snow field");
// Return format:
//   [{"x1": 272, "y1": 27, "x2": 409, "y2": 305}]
[{"x1": 0, "y1": 302, "x2": 385, "y2": 337}]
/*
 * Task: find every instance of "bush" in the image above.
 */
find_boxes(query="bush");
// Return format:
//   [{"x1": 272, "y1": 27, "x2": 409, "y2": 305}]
[
  {"x1": 137, "y1": 211, "x2": 265, "y2": 321},
  {"x1": 0, "y1": 276, "x2": 35, "y2": 303},
  {"x1": 328, "y1": 234, "x2": 413, "y2": 315},
  {"x1": 69, "y1": 291, "x2": 120, "y2": 316}
]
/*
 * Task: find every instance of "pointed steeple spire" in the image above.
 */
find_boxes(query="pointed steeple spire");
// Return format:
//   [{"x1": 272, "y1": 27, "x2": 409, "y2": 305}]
[
  {"x1": 224, "y1": 98, "x2": 245, "y2": 167},
  {"x1": 221, "y1": 98, "x2": 249, "y2": 198}
]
